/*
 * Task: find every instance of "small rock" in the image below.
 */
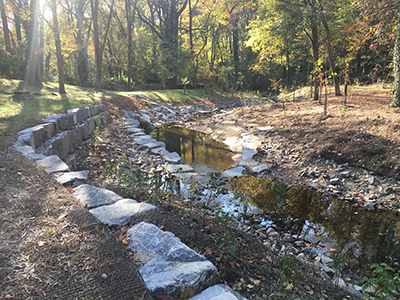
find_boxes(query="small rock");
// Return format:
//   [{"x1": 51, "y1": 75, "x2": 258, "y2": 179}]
[
  {"x1": 294, "y1": 241, "x2": 306, "y2": 248},
  {"x1": 365, "y1": 202, "x2": 375, "y2": 212},
  {"x1": 340, "y1": 171, "x2": 350, "y2": 178},
  {"x1": 366, "y1": 176, "x2": 375, "y2": 185},
  {"x1": 330, "y1": 178, "x2": 341, "y2": 185}
]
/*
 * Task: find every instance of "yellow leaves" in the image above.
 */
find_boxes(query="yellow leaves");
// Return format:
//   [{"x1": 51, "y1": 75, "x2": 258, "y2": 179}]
[{"x1": 218, "y1": 10, "x2": 231, "y2": 26}]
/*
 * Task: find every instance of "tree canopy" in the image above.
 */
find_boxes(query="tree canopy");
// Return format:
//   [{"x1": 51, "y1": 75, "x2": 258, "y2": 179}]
[{"x1": 0, "y1": 0, "x2": 399, "y2": 95}]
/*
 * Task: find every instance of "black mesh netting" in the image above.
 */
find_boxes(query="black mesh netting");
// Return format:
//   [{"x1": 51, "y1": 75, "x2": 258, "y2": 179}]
[{"x1": 0, "y1": 151, "x2": 152, "y2": 300}]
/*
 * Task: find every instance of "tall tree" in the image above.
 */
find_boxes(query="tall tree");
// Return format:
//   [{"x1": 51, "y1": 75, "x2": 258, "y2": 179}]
[
  {"x1": 318, "y1": 1, "x2": 341, "y2": 96},
  {"x1": 73, "y1": 0, "x2": 89, "y2": 87},
  {"x1": 135, "y1": 0, "x2": 188, "y2": 88},
  {"x1": 50, "y1": 0, "x2": 65, "y2": 93},
  {"x1": 91, "y1": 0, "x2": 114, "y2": 90},
  {"x1": 125, "y1": 0, "x2": 135, "y2": 89},
  {"x1": 0, "y1": 0, "x2": 12, "y2": 54},
  {"x1": 24, "y1": 0, "x2": 43, "y2": 88}
]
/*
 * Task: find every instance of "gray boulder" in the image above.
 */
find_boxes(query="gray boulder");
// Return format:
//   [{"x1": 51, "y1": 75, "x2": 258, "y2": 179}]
[
  {"x1": 165, "y1": 164, "x2": 194, "y2": 173},
  {"x1": 37, "y1": 155, "x2": 70, "y2": 174},
  {"x1": 56, "y1": 170, "x2": 90, "y2": 186},
  {"x1": 89, "y1": 199, "x2": 158, "y2": 227},
  {"x1": 128, "y1": 222, "x2": 219, "y2": 298},
  {"x1": 73, "y1": 184, "x2": 123, "y2": 208}
]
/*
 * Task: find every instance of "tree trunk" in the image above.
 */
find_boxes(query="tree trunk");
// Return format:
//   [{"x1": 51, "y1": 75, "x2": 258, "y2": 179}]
[
  {"x1": 50, "y1": 0, "x2": 65, "y2": 94},
  {"x1": 393, "y1": 10, "x2": 400, "y2": 107},
  {"x1": 321, "y1": 17, "x2": 341, "y2": 96},
  {"x1": 13, "y1": 2, "x2": 22, "y2": 42},
  {"x1": 311, "y1": 23, "x2": 319, "y2": 101},
  {"x1": 75, "y1": 0, "x2": 88, "y2": 87},
  {"x1": 188, "y1": 0, "x2": 193, "y2": 54},
  {"x1": 24, "y1": 0, "x2": 43, "y2": 88},
  {"x1": 0, "y1": 0, "x2": 12, "y2": 54},
  {"x1": 284, "y1": 36, "x2": 290, "y2": 88},
  {"x1": 125, "y1": 0, "x2": 135, "y2": 89},
  {"x1": 232, "y1": 18, "x2": 239, "y2": 84},
  {"x1": 91, "y1": 0, "x2": 113, "y2": 91}
]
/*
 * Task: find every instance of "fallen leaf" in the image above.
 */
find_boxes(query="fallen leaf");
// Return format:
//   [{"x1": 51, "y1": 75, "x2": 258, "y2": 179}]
[
  {"x1": 249, "y1": 278, "x2": 261, "y2": 286},
  {"x1": 5, "y1": 294, "x2": 14, "y2": 299},
  {"x1": 122, "y1": 236, "x2": 130, "y2": 245},
  {"x1": 38, "y1": 241, "x2": 46, "y2": 246},
  {"x1": 261, "y1": 257, "x2": 270, "y2": 263},
  {"x1": 203, "y1": 247, "x2": 212, "y2": 256}
]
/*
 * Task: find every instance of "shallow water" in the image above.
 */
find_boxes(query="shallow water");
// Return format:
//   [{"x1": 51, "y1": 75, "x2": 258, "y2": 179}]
[
  {"x1": 151, "y1": 125, "x2": 234, "y2": 173},
  {"x1": 153, "y1": 125, "x2": 400, "y2": 282},
  {"x1": 227, "y1": 177, "x2": 400, "y2": 281}
]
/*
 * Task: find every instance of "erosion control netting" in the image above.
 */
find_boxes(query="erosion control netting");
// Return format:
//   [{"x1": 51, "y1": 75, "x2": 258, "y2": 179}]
[
  {"x1": 46, "y1": 208, "x2": 152, "y2": 300},
  {"x1": 0, "y1": 151, "x2": 151, "y2": 300}
]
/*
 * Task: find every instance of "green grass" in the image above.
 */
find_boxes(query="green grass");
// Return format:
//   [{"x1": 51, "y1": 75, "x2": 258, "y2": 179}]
[
  {"x1": 132, "y1": 89, "x2": 225, "y2": 104},
  {"x1": 0, "y1": 78, "x2": 228, "y2": 139},
  {"x1": 0, "y1": 79, "x2": 133, "y2": 136}
]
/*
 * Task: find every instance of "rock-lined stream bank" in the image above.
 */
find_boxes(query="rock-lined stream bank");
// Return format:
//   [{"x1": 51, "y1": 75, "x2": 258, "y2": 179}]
[{"x1": 103, "y1": 97, "x2": 399, "y2": 296}]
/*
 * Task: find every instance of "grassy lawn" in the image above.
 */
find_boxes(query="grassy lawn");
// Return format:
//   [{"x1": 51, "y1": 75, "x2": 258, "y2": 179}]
[
  {"x1": 0, "y1": 79, "x2": 220, "y2": 140},
  {"x1": 134, "y1": 89, "x2": 225, "y2": 103}
]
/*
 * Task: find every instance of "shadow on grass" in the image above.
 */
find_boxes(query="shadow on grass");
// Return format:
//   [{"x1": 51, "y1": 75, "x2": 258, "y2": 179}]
[{"x1": 0, "y1": 81, "x2": 99, "y2": 148}]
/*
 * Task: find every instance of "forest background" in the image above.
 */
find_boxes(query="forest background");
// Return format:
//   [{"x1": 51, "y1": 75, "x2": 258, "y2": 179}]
[{"x1": 0, "y1": 0, "x2": 400, "y2": 101}]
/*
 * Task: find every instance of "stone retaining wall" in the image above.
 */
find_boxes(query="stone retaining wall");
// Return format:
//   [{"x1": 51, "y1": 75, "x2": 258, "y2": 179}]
[{"x1": 12, "y1": 104, "x2": 108, "y2": 163}]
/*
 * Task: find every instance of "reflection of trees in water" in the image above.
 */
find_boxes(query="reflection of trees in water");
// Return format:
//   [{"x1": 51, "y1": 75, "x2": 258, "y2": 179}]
[
  {"x1": 151, "y1": 125, "x2": 234, "y2": 170},
  {"x1": 230, "y1": 177, "x2": 400, "y2": 277}
]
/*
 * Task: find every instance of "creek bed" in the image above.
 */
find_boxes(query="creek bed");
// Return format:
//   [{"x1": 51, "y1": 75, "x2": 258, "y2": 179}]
[{"x1": 154, "y1": 124, "x2": 400, "y2": 284}]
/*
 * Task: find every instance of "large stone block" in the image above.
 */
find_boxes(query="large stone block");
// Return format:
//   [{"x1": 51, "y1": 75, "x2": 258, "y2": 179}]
[
  {"x1": 73, "y1": 184, "x2": 123, "y2": 208},
  {"x1": 49, "y1": 131, "x2": 73, "y2": 159},
  {"x1": 13, "y1": 145, "x2": 46, "y2": 161},
  {"x1": 44, "y1": 113, "x2": 74, "y2": 131},
  {"x1": 165, "y1": 164, "x2": 194, "y2": 173},
  {"x1": 86, "y1": 117, "x2": 97, "y2": 134},
  {"x1": 128, "y1": 222, "x2": 219, "y2": 298},
  {"x1": 163, "y1": 152, "x2": 183, "y2": 164},
  {"x1": 18, "y1": 124, "x2": 49, "y2": 146},
  {"x1": 89, "y1": 105, "x2": 98, "y2": 116},
  {"x1": 77, "y1": 122, "x2": 91, "y2": 140},
  {"x1": 134, "y1": 135, "x2": 156, "y2": 145},
  {"x1": 37, "y1": 155, "x2": 70, "y2": 174},
  {"x1": 89, "y1": 199, "x2": 158, "y2": 227},
  {"x1": 98, "y1": 104, "x2": 106, "y2": 112},
  {"x1": 56, "y1": 170, "x2": 89, "y2": 186},
  {"x1": 30, "y1": 126, "x2": 48, "y2": 149},
  {"x1": 82, "y1": 106, "x2": 91, "y2": 118},
  {"x1": 67, "y1": 107, "x2": 89, "y2": 125},
  {"x1": 71, "y1": 125, "x2": 84, "y2": 150}
]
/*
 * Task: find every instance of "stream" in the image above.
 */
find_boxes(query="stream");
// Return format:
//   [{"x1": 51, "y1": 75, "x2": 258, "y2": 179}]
[{"x1": 152, "y1": 124, "x2": 400, "y2": 283}]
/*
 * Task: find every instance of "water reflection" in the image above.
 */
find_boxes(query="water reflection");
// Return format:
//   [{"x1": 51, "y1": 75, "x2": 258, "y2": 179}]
[
  {"x1": 230, "y1": 176, "x2": 400, "y2": 279},
  {"x1": 151, "y1": 125, "x2": 234, "y2": 173}
]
